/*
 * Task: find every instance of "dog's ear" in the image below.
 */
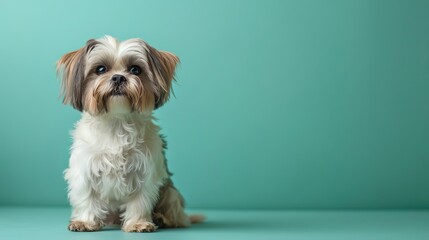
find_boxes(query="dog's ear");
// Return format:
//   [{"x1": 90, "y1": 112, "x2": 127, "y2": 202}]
[
  {"x1": 145, "y1": 44, "x2": 179, "y2": 109},
  {"x1": 56, "y1": 39, "x2": 98, "y2": 111}
]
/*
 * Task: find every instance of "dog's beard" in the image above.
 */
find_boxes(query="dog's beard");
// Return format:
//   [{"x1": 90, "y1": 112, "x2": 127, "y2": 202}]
[
  {"x1": 106, "y1": 84, "x2": 133, "y2": 114},
  {"x1": 83, "y1": 77, "x2": 155, "y2": 115},
  {"x1": 107, "y1": 95, "x2": 131, "y2": 114},
  {"x1": 93, "y1": 83, "x2": 136, "y2": 114}
]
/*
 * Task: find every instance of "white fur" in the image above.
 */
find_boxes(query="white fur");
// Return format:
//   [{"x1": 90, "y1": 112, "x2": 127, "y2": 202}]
[
  {"x1": 64, "y1": 111, "x2": 169, "y2": 229},
  {"x1": 107, "y1": 96, "x2": 131, "y2": 114}
]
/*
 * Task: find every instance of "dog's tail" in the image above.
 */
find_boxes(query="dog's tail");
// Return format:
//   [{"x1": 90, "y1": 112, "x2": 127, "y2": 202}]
[{"x1": 189, "y1": 214, "x2": 205, "y2": 224}]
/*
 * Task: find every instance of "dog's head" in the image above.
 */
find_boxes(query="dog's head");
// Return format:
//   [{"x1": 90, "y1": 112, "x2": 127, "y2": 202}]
[{"x1": 57, "y1": 36, "x2": 178, "y2": 115}]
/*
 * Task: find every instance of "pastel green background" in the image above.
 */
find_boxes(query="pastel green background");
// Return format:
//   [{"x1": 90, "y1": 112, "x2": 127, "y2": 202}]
[{"x1": 0, "y1": 0, "x2": 428, "y2": 209}]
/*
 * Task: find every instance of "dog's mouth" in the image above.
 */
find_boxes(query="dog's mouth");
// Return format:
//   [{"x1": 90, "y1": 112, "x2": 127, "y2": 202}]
[
  {"x1": 112, "y1": 91, "x2": 125, "y2": 96},
  {"x1": 111, "y1": 86, "x2": 126, "y2": 96}
]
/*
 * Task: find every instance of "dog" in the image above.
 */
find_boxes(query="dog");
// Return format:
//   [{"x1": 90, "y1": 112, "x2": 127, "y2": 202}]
[{"x1": 57, "y1": 35, "x2": 203, "y2": 232}]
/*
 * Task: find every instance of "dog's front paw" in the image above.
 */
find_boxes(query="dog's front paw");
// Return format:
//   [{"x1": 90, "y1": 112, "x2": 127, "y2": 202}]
[
  {"x1": 68, "y1": 221, "x2": 102, "y2": 232},
  {"x1": 122, "y1": 221, "x2": 158, "y2": 232}
]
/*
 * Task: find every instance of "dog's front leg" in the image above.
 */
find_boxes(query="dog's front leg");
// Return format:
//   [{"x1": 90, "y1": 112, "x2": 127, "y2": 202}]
[
  {"x1": 66, "y1": 167, "x2": 107, "y2": 232},
  {"x1": 121, "y1": 187, "x2": 159, "y2": 232},
  {"x1": 68, "y1": 191, "x2": 107, "y2": 232}
]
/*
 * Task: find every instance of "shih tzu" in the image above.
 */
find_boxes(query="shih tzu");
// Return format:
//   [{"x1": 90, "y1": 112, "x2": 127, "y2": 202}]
[{"x1": 57, "y1": 35, "x2": 203, "y2": 232}]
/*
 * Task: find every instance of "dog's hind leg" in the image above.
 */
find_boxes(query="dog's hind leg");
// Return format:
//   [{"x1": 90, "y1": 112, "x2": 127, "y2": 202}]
[{"x1": 152, "y1": 179, "x2": 192, "y2": 228}]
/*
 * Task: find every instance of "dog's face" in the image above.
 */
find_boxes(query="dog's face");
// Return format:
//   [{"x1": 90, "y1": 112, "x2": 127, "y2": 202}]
[{"x1": 57, "y1": 36, "x2": 178, "y2": 115}]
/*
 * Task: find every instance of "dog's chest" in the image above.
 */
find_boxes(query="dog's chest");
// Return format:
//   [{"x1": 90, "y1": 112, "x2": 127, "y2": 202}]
[
  {"x1": 88, "y1": 120, "x2": 149, "y2": 201},
  {"x1": 98, "y1": 149, "x2": 145, "y2": 198}
]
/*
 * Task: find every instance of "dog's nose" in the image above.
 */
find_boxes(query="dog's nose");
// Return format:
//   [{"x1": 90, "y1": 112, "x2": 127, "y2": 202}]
[{"x1": 111, "y1": 74, "x2": 126, "y2": 84}]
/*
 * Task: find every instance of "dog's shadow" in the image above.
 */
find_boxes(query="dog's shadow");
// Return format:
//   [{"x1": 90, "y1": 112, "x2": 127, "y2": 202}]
[
  {"x1": 163, "y1": 214, "x2": 373, "y2": 233},
  {"x1": 158, "y1": 218, "x2": 295, "y2": 233}
]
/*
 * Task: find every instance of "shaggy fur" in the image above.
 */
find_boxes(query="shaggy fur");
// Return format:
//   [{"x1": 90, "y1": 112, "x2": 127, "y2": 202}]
[{"x1": 57, "y1": 36, "x2": 202, "y2": 232}]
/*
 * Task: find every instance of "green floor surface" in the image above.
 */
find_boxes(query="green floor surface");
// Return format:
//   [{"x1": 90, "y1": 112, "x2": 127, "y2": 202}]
[{"x1": 0, "y1": 207, "x2": 428, "y2": 240}]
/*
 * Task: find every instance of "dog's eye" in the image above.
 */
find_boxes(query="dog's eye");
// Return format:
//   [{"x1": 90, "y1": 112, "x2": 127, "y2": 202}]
[
  {"x1": 129, "y1": 65, "x2": 141, "y2": 75},
  {"x1": 96, "y1": 65, "x2": 107, "y2": 75}
]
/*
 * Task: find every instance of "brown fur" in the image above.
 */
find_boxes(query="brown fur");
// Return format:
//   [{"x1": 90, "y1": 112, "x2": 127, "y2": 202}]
[
  {"x1": 57, "y1": 39, "x2": 98, "y2": 111},
  {"x1": 152, "y1": 178, "x2": 190, "y2": 228},
  {"x1": 146, "y1": 45, "x2": 179, "y2": 108}
]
